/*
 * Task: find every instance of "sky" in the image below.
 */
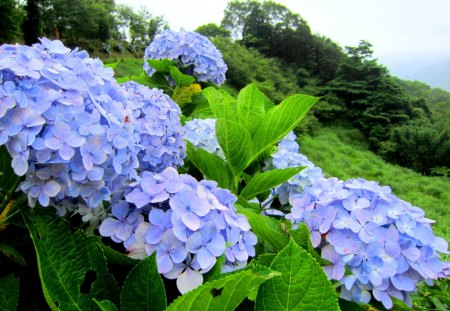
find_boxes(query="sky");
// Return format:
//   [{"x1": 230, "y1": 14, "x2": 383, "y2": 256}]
[{"x1": 116, "y1": 0, "x2": 450, "y2": 84}]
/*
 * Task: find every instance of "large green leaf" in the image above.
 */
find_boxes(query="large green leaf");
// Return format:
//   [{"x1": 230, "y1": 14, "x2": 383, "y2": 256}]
[
  {"x1": 215, "y1": 119, "x2": 252, "y2": 177},
  {"x1": 166, "y1": 266, "x2": 279, "y2": 311},
  {"x1": 120, "y1": 254, "x2": 166, "y2": 311},
  {"x1": 0, "y1": 274, "x2": 19, "y2": 311},
  {"x1": 169, "y1": 66, "x2": 195, "y2": 86},
  {"x1": 250, "y1": 94, "x2": 318, "y2": 163},
  {"x1": 202, "y1": 87, "x2": 236, "y2": 121},
  {"x1": 147, "y1": 59, "x2": 177, "y2": 73},
  {"x1": 239, "y1": 166, "x2": 304, "y2": 199},
  {"x1": 22, "y1": 208, "x2": 119, "y2": 311},
  {"x1": 255, "y1": 239, "x2": 339, "y2": 311},
  {"x1": 236, "y1": 84, "x2": 272, "y2": 135},
  {"x1": 186, "y1": 142, "x2": 232, "y2": 189},
  {"x1": 236, "y1": 206, "x2": 289, "y2": 251}
]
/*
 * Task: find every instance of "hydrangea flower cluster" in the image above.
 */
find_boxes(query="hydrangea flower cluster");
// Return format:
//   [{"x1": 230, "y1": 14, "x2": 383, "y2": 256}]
[
  {"x1": 143, "y1": 30, "x2": 227, "y2": 85},
  {"x1": 285, "y1": 177, "x2": 449, "y2": 309},
  {"x1": 99, "y1": 167, "x2": 257, "y2": 293},
  {"x1": 183, "y1": 118, "x2": 224, "y2": 158},
  {"x1": 0, "y1": 39, "x2": 185, "y2": 215},
  {"x1": 120, "y1": 81, "x2": 185, "y2": 173},
  {"x1": 269, "y1": 131, "x2": 324, "y2": 205}
]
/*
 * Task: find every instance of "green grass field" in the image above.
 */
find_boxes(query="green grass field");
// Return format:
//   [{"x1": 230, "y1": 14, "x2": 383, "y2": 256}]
[{"x1": 299, "y1": 126, "x2": 450, "y2": 245}]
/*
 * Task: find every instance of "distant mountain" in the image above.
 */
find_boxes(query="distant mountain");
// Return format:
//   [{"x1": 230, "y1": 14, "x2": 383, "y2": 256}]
[{"x1": 381, "y1": 55, "x2": 450, "y2": 91}]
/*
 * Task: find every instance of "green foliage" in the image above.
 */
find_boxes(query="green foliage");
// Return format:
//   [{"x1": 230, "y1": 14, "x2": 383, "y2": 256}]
[
  {"x1": 93, "y1": 299, "x2": 118, "y2": 311},
  {"x1": 240, "y1": 166, "x2": 304, "y2": 199},
  {"x1": 0, "y1": 275, "x2": 19, "y2": 311},
  {"x1": 120, "y1": 254, "x2": 166, "y2": 311},
  {"x1": 327, "y1": 40, "x2": 416, "y2": 151},
  {"x1": 213, "y1": 37, "x2": 303, "y2": 103},
  {"x1": 237, "y1": 206, "x2": 290, "y2": 251},
  {"x1": 195, "y1": 23, "x2": 231, "y2": 38},
  {"x1": 255, "y1": 239, "x2": 339, "y2": 311},
  {"x1": 236, "y1": 84, "x2": 273, "y2": 135},
  {"x1": 380, "y1": 120, "x2": 450, "y2": 174},
  {"x1": 186, "y1": 142, "x2": 232, "y2": 189},
  {"x1": 216, "y1": 118, "x2": 253, "y2": 177},
  {"x1": 21, "y1": 208, "x2": 120, "y2": 310},
  {"x1": 166, "y1": 265, "x2": 279, "y2": 311},
  {"x1": 203, "y1": 85, "x2": 317, "y2": 192},
  {"x1": 0, "y1": 0, "x2": 25, "y2": 43}
]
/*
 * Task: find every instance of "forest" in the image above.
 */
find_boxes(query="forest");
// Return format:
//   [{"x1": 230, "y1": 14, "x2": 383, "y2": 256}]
[{"x1": 1, "y1": 0, "x2": 449, "y2": 310}]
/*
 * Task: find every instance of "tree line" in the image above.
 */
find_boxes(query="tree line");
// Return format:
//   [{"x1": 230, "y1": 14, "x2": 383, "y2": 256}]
[{"x1": 1, "y1": 0, "x2": 167, "y2": 53}]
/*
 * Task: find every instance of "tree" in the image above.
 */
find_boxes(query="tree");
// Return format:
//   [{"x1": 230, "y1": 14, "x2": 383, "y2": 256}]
[
  {"x1": 328, "y1": 40, "x2": 417, "y2": 150},
  {"x1": 195, "y1": 23, "x2": 231, "y2": 38},
  {"x1": 113, "y1": 5, "x2": 166, "y2": 50},
  {"x1": 0, "y1": 0, "x2": 25, "y2": 43},
  {"x1": 39, "y1": 0, "x2": 115, "y2": 44},
  {"x1": 22, "y1": 0, "x2": 41, "y2": 45}
]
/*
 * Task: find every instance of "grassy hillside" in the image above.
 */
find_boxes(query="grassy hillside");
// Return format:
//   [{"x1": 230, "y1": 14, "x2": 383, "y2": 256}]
[{"x1": 299, "y1": 126, "x2": 450, "y2": 243}]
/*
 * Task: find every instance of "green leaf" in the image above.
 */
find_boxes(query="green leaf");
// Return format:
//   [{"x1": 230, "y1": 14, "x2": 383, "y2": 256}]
[
  {"x1": 166, "y1": 266, "x2": 279, "y2": 311},
  {"x1": 255, "y1": 239, "x2": 339, "y2": 311},
  {"x1": 216, "y1": 119, "x2": 252, "y2": 177},
  {"x1": 169, "y1": 66, "x2": 195, "y2": 86},
  {"x1": 203, "y1": 254, "x2": 225, "y2": 282},
  {"x1": 189, "y1": 93, "x2": 215, "y2": 118},
  {"x1": 0, "y1": 242, "x2": 26, "y2": 265},
  {"x1": 186, "y1": 142, "x2": 232, "y2": 189},
  {"x1": 147, "y1": 59, "x2": 177, "y2": 73},
  {"x1": 120, "y1": 254, "x2": 166, "y2": 311},
  {"x1": 93, "y1": 299, "x2": 118, "y2": 311},
  {"x1": 251, "y1": 254, "x2": 276, "y2": 268},
  {"x1": 203, "y1": 87, "x2": 236, "y2": 120},
  {"x1": 250, "y1": 94, "x2": 318, "y2": 163},
  {"x1": 236, "y1": 206, "x2": 289, "y2": 251},
  {"x1": 117, "y1": 73, "x2": 170, "y2": 91},
  {"x1": 0, "y1": 146, "x2": 20, "y2": 195},
  {"x1": 95, "y1": 238, "x2": 138, "y2": 267},
  {"x1": 288, "y1": 224, "x2": 326, "y2": 265},
  {"x1": 22, "y1": 208, "x2": 119, "y2": 311},
  {"x1": 236, "y1": 84, "x2": 272, "y2": 135},
  {"x1": 0, "y1": 274, "x2": 19, "y2": 311},
  {"x1": 240, "y1": 166, "x2": 304, "y2": 199}
]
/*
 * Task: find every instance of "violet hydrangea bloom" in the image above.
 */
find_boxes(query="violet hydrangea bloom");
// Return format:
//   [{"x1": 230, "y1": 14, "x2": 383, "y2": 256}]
[
  {"x1": 143, "y1": 30, "x2": 227, "y2": 85},
  {"x1": 100, "y1": 166, "x2": 256, "y2": 293}
]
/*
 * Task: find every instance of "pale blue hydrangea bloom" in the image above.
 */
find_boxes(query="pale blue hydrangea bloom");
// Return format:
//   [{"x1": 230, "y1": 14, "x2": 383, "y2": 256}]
[
  {"x1": 99, "y1": 167, "x2": 256, "y2": 293},
  {"x1": 183, "y1": 118, "x2": 224, "y2": 158},
  {"x1": 0, "y1": 39, "x2": 185, "y2": 215},
  {"x1": 285, "y1": 177, "x2": 449, "y2": 309},
  {"x1": 143, "y1": 30, "x2": 227, "y2": 85}
]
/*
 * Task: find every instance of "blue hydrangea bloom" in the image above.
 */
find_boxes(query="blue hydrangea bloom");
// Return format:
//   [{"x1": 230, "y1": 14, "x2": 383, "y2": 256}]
[
  {"x1": 184, "y1": 118, "x2": 224, "y2": 158},
  {"x1": 0, "y1": 39, "x2": 185, "y2": 215},
  {"x1": 284, "y1": 176, "x2": 449, "y2": 309},
  {"x1": 100, "y1": 167, "x2": 256, "y2": 293},
  {"x1": 143, "y1": 30, "x2": 227, "y2": 85}
]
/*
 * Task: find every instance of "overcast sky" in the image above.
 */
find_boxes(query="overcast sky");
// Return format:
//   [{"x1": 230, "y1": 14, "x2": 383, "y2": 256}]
[{"x1": 117, "y1": 0, "x2": 450, "y2": 78}]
